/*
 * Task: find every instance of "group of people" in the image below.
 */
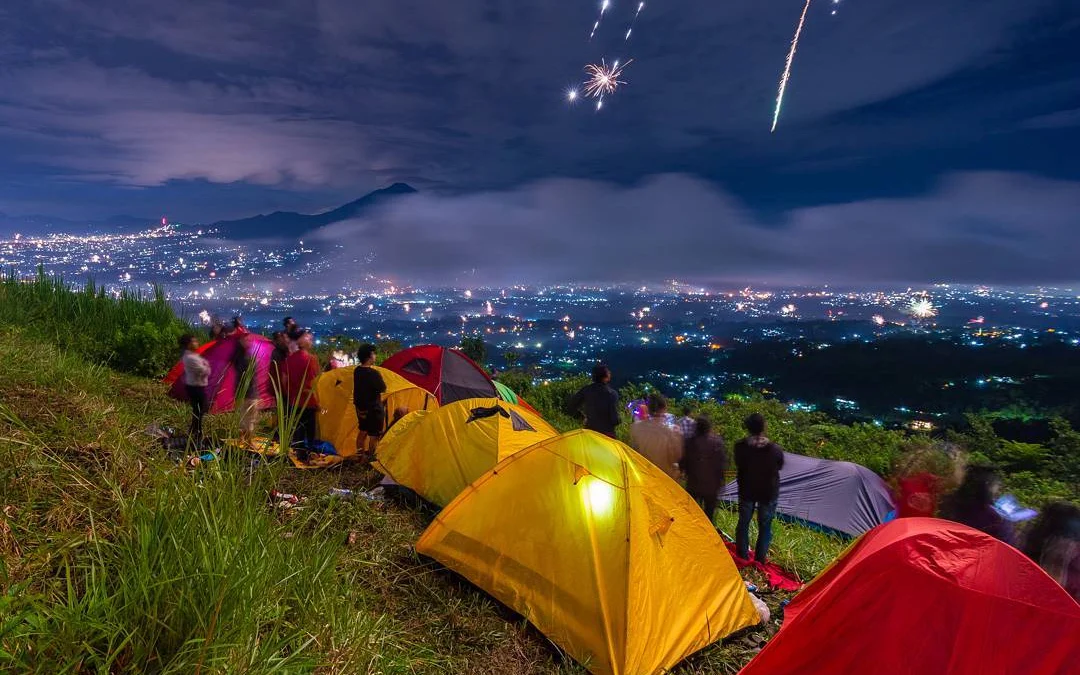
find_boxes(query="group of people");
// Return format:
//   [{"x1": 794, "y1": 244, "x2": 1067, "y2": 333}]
[
  {"x1": 567, "y1": 364, "x2": 1080, "y2": 598},
  {"x1": 567, "y1": 365, "x2": 784, "y2": 563},
  {"x1": 179, "y1": 316, "x2": 260, "y2": 449},
  {"x1": 177, "y1": 313, "x2": 410, "y2": 467},
  {"x1": 267, "y1": 319, "x2": 395, "y2": 462}
]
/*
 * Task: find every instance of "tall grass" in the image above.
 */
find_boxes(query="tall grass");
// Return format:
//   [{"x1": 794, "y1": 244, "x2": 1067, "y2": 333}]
[
  {"x1": 0, "y1": 267, "x2": 189, "y2": 376},
  {"x1": 0, "y1": 335, "x2": 449, "y2": 674},
  {"x1": 0, "y1": 463, "x2": 408, "y2": 674}
]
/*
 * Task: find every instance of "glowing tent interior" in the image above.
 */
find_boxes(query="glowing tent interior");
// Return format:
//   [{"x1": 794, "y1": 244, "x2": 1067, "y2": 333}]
[{"x1": 417, "y1": 429, "x2": 760, "y2": 675}]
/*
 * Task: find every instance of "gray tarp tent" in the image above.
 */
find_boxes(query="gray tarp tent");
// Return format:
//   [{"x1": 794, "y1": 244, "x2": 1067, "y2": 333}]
[{"x1": 718, "y1": 452, "x2": 896, "y2": 537}]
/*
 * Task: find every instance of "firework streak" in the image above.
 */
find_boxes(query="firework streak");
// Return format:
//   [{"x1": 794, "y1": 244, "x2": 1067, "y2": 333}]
[
  {"x1": 589, "y1": 0, "x2": 612, "y2": 40},
  {"x1": 772, "y1": 0, "x2": 813, "y2": 132},
  {"x1": 625, "y1": 2, "x2": 645, "y2": 40}
]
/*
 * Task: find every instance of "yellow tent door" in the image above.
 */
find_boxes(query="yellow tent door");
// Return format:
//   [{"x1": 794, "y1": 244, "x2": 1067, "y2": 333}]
[
  {"x1": 315, "y1": 366, "x2": 437, "y2": 458},
  {"x1": 374, "y1": 398, "x2": 557, "y2": 507},
  {"x1": 416, "y1": 429, "x2": 759, "y2": 675}
]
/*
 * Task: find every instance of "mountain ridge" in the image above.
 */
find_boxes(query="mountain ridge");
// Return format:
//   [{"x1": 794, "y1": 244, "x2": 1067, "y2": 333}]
[{"x1": 211, "y1": 183, "x2": 417, "y2": 239}]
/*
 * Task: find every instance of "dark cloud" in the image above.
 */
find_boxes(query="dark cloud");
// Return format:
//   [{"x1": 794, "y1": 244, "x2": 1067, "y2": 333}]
[
  {"x1": 306, "y1": 171, "x2": 1080, "y2": 286},
  {"x1": 0, "y1": 1, "x2": 1078, "y2": 282}
]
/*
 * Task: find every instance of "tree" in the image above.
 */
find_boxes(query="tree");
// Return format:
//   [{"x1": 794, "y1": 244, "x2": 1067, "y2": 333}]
[
  {"x1": 503, "y1": 350, "x2": 520, "y2": 370},
  {"x1": 460, "y1": 335, "x2": 486, "y2": 366},
  {"x1": 375, "y1": 339, "x2": 402, "y2": 365}
]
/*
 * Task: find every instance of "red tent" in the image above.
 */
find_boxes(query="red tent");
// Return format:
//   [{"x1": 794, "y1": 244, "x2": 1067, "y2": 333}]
[
  {"x1": 382, "y1": 345, "x2": 501, "y2": 405},
  {"x1": 740, "y1": 518, "x2": 1080, "y2": 675},
  {"x1": 166, "y1": 332, "x2": 276, "y2": 414}
]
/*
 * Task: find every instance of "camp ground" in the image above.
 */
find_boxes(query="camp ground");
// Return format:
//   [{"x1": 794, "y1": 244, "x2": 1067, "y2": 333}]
[
  {"x1": 155, "y1": 342, "x2": 1078, "y2": 674},
  {"x1": 417, "y1": 430, "x2": 761, "y2": 675},
  {"x1": 374, "y1": 398, "x2": 557, "y2": 508},
  {"x1": 719, "y1": 451, "x2": 897, "y2": 537}
]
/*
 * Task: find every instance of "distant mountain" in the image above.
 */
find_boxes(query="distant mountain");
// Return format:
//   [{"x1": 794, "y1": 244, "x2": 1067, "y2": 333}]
[{"x1": 211, "y1": 183, "x2": 417, "y2": 239}]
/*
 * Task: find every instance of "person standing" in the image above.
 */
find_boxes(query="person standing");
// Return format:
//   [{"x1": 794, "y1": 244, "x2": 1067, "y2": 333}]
[
  {"x1": 940, "y1": 466, "x2": 1015, "y2": 545},
  {"x1": 283, "y1": 316, "x2": 302, "y2": 353},
  {"x1": 353, "y1": 344, "x2": 387, "y2": 458},
  {"x1": 565, "y1": 364, "x2": 620, "y2": 438},
  {"x1": 232, "y1": 331, "x2": 260, "y2": 447},
  {"x1": 676, "y1": 404, "x2": 696, "y2": 439},
  {"x1": 180, "y1": 334, "x2": 211, "y2": 449},
  {"x1": 281, "y1": 331, "x2": 320, "y2": 460},
  {"x1": 734, "y1": 413, "x2": 785, "y2": 563},
  {"x1": 682, "y1": 416, "x2": 728, "y2": 524},
  {"x1": 629, "y1": 394, "x2": 683, "y2": 480},
  {"x1": 1023, "y1": 501, "x2": 1080, "y2": 602}
]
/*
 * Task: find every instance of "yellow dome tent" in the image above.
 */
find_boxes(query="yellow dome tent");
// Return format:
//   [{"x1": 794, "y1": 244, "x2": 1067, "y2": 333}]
[
  {"x1": 374, "y1": 398, "x2": 557, "y2": 508},
  {"x1": 416, "y1": 430, "x2": 760, "y2": 675},
  {"x1": 315, "y1": 366, "x2": 437, "y2": 458}
]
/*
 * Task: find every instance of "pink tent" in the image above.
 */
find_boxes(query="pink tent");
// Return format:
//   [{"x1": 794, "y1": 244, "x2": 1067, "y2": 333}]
[{"x1": 167, "y1": 332, "x2": 276, "y2": 414}]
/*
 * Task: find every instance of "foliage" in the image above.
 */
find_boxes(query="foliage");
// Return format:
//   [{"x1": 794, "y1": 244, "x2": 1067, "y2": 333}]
[
  {"x1": 1, "y1": 467, "x2": 376, "y2": 672},
  {"x1": 315, "y1": 333, "x2": 361, "y2": 365},
  {"x1": 459, "y1": 335, "x2": 487, "y2": 367},
  {"x1": 502, "y1": 350, "x2": 520, "y2": 369},
  {"x1": 375, "y1": 339, "x2": 403, "y2": 364},
  {"x1": 0, "y1": 267, "x2": 189, "y2": 377}
]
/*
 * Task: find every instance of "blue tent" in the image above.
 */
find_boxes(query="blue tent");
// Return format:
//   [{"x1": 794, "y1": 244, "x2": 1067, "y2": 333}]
[{"x1": 718, "y1": 452, "x2": 896, "y2": 537}]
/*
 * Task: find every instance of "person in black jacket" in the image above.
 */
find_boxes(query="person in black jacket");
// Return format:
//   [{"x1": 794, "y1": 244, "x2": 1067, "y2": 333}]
[
  {"x1": 353, "y1": 343, "x2": 387, "y2": 458},
  {"x1": 683, "y1": 416, "x2": 728, "y2": 524},
  {"x1": 566, "y1": 364, "x2": 620, "y2": 438},
  {"x1": 734, "y1": 413, "x2": 785, "y2": 563}
]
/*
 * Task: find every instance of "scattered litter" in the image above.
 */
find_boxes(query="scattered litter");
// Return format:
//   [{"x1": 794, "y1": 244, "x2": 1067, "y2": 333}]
[
  {"x1": 360, "y1": 487, "x2": 386, "y2": 502},
  {"x1": 270, "y1": 490, "x2": 300, "y2": 505},
  {"x1": 749, "y1": 592, "x2": 771, "y2": 624},
  {"x1": 328, "y1": 488, "x2": 354, "y2": 499}
]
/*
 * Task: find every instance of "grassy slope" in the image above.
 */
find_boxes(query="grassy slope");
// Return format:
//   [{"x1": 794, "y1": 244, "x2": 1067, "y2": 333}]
[{"x1": 0, "y1": 335, "x2": 846, "y2": 673}]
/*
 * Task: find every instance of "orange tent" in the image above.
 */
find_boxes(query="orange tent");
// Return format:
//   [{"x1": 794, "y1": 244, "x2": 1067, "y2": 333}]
[{"x1": 740, "y1": 518, "x2": 1080, "y2": 675}]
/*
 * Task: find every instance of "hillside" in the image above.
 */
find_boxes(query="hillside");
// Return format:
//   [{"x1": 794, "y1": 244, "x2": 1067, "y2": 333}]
[
  {"x1": 2, "y1": 273, "x2": 1076, "y2": 673},
  {"x1": 211, "y1": 183, "x2": 417, "y2": 239},
  {"x1": 0, "y1": 281, "x2": 846, "y2": 673}
]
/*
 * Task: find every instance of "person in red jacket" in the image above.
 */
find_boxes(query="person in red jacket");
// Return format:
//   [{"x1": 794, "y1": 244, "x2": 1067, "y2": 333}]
[{"x1": 281, "y1": 330, "x2": 320, "y2": 460}]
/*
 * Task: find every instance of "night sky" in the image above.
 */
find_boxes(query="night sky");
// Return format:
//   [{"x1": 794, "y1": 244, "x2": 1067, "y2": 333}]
[{"x1": 1, "y1": 1, "x2": 1078, "y2": 284}]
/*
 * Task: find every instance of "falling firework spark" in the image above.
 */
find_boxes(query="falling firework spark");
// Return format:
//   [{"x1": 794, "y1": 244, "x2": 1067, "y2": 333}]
[
  {"x1": 583, "y1": 58, "x2": 632, "y2": 98},
  {"x1": 771, "y1": 0, "x2": 813, "y2": 133},
  {"x1": 589, "y1": 0, "x2": 612, "y2": 40},
  {"x1": 624, "y1": 2, "x2": 645, "y2": 40}
]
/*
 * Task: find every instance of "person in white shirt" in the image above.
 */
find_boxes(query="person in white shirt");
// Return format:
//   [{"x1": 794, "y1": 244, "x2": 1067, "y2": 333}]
[{"x1": 180, "y1": 334, "x2": 211, "y2": 448}]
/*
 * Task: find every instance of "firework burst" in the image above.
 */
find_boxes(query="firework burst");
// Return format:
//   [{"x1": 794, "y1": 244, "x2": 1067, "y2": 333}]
[
  {"x1": 908, "y1": 298, "x2": 937, "y2": 320},
  {"x1": 583, "y1": 58, "x2": 632, "y2": 98},
  {"x1": 772, "y1": 0, "x2": 813, "y2": 132}
]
